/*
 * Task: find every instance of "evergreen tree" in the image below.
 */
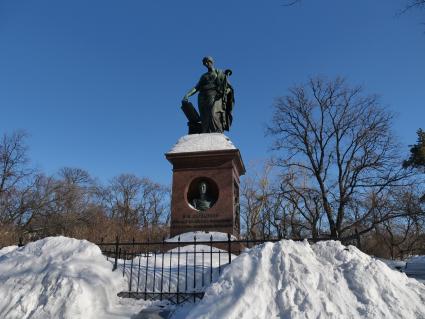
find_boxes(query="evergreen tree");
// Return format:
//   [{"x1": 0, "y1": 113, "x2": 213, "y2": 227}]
[{"x1": 403, "y1": 129, "x2": 425, "y2": 171}]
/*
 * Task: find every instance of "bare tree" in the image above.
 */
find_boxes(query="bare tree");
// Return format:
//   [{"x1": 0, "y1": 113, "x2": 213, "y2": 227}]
[
  {"x1": 22, "y1": 168, "x2": 99, "y2": 238},
  {"x1": 282, "y1": 0, "x2": 301, "y2": 6},
  {"x1": 379, "y1": 188, "x2": 425, "y2": 259},
  {"x1": 103, "y1": 174, "x2": 170, "y2": 237},
  {"x1": 240, "y1": 167, "x2": 273, "y2": 239},
  {"x1": 240, "y1": 164, "x2": 304, "y2": 240},
  {"x1": 0, "y1": 131, "x2": 35, "y2": 225},
  {"x1": 106, "y1": 174, "x2": 144, "y2": 225},
  {"x1": 55, "y1": 167, "x2": 94, "y2": 215},
  {"x1": 267, "y1": 77, "x2": 414, "y2": 240},
  {"x1": 401, "y1": 0, "x2": 425, "y2": 14},
  {"x1": 279, "y1": 171, "x2": 324, "y2": 239}
]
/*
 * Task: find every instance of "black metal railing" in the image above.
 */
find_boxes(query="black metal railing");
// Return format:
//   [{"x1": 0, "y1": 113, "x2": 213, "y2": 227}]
[
  {"x1": 97, "y1": 234, "x2": 284, "y2": 304},
  {"x1": 8, "y1": 233, "x2": 360, "y2": 304}
]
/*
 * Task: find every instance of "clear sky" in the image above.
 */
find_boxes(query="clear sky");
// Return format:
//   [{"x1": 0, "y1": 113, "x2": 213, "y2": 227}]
[{"x1": 1, "y1": 0, "x2": 424, "y2": 185}]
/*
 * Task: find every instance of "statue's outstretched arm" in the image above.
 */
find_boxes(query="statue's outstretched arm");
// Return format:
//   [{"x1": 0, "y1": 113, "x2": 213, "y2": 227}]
[{"x1": 183, "y1": 87, "x2": 197, "y2": 102}]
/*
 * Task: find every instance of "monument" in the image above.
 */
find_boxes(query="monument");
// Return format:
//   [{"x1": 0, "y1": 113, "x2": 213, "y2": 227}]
[
  {"x1": 166, "y1": 57, "x2": 245, "y2": 238},
  {"x1": 181, "y1": 56, "x2": 234, "y2": 134}
]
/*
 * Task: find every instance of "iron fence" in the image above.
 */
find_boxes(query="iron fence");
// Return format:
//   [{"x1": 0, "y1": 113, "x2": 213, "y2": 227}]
[
  {"x1": 10, "y1": 233, "x2": 359, "y2": 304},
  {"x1": 96, "y1": 234, "x2": 285, "y2": 304}
]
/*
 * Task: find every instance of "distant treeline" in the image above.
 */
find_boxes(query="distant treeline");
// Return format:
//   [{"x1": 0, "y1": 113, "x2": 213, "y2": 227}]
[{"x1": 0, "y1": 131, "x2": 170, "y2": 245}]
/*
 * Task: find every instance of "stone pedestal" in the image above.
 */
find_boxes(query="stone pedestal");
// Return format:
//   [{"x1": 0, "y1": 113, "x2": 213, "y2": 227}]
[{"x1": 165, "y1": 134, "x2": 245, "y2": 238}]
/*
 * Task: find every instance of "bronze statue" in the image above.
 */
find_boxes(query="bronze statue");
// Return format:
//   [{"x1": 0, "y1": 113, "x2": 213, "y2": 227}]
[
  {"x1": 192, "y1": 181, "x2": 214, "y2": 211},
  {"x1": 182, "y1": 57, "x2": 234, "y2": 134}
]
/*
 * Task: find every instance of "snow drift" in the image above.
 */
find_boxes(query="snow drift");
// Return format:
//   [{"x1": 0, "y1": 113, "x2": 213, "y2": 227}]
[
  {"x1": 175, "y1": 240, "x2": 425, "y2": 319},
  {"x1": 0, "y1": 237, "x2": 143, "y2": 319}
]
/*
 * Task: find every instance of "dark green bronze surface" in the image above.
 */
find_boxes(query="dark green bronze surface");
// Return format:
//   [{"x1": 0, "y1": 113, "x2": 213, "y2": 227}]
[{"x1": 182, "y1": 57, "x2": 234, "y2": 134}]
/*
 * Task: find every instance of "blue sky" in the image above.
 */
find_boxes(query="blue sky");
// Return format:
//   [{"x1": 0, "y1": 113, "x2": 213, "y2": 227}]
[{"x1": 1, "y1": 0, "x2": 424, "y2": 185}]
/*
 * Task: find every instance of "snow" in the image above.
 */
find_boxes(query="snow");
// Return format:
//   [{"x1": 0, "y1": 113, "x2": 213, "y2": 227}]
[
  {"x1": 377, "y1": 258, "x2": 406, "y2": 271},
  {"x1": 0, "y1": 245, "x2": 17, "y2": 256},
  {"x1": 166, "y1": 231, "x2": 237, "y2": 242},
  {"x1": 119, "y1": 247, "x2": 236, "y2": 295},
  {"x1": 165, "y1": 231, "x2": 238, "y2": 255},
  {"x1": 167, "y1": 133, "x2": 236, "y2": 153},
  {"x1": 407, "y1": 255, "x2": 425, "y2": 264},
  {"x1": 2, "y1": 237, "x2": 425, "y2": 319},
  {"x1": 0, "y1": 237, "x2": 147, "y2": 319},
  {"x1": 405, "y1": 255, "x2": 425, "y2": 283},
  {"x1": 173, "y1": 240, "x2": 425, "y2": 319},
  {"x1": 118, "y1": 233, "x2": 237, "y2": 295}
]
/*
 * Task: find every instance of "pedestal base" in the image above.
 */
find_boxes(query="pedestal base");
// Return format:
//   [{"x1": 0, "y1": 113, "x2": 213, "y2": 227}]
[{"x1": 166, "y1": 135, "x2": 245, "y2": 238}]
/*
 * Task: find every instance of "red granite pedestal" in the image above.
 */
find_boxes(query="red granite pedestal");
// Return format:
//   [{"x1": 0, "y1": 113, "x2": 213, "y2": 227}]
[{"x1": 166, "y1": 148, "x2": 245, "y2": 238}]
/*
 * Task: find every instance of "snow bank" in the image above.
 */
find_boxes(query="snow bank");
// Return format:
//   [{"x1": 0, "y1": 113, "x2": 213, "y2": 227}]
[
  {"x1": 168, "y1": 133, "x2": 236, "y2": 153},
  {"x1": 0, "y1": 237, "x2": 144, "y2": 319},
  {"x1": 0, "y1": 245, "x2": 17, "y2": 256},
  {"x1": 174, "y1": 240, "x2": 425, "y2": 319}
]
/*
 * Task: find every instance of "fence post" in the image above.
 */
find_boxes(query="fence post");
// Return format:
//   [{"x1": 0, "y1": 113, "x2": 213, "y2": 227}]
[
  {"x1": 168, "y1": 251, "x2": 172, "y2": 293},
  {"x1": 177, "y1": 236, "x2": 181, "y2": 304},
  {"x1": 185, "y1": 251, "x2": 188, "y2": 292},
  {"x1": 218, "y1": 250, "x2": 221, "y2": 274},
  {"x1": 159, "y1": 237, "x2": 165, "y2": 301},
  {"x1": 210, "y1": 235, "x2": 213, "y2": 283},
  {"x1": 136, "y1": 255, "x2": 142, "y2": 294},
  {"x1": 123, "y1": 251, "x2": 127, "y2": 277},
  {"x1": 113, "y1": 235, "x2": 119, "y2": 271},
  {"x1": 160, "y1": 237, "x2": 165, "y2": 301},
  {"x1": 144, "y1": 238, "x2": 150, "y2": 300},
  {"x1": 227, "y1": 233, "x2": 232, "y2": 264},
  {"x1": 193, "y1": 236, "x2": 197, "y2": 302},
  {"x1": 129, "y1": 238, "x2": 135, "y2": 292},
  {"x1": 153, "y1": 252, "x2": 157, "y2": 294},
  {"x1": 202, "y1": 250, "x2": 204, "y2": 287}
]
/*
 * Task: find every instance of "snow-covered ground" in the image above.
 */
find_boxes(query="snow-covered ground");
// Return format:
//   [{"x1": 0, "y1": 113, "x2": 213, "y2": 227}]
[
  {"x1": 405, "y1": 255, "x2": 425, "y2": 283},
  {"x1": 117, "y1": 234, "x2": 237, "y2": 294},
  {"x1": 408, "y1": 255, "x2": 425, "y2": 263},
  {"x1": 1, "y1": 237, "x2": 425, "y2": 319},
  {"x1": 377, "y1": 258, "x2": 406, "y2": 271}
]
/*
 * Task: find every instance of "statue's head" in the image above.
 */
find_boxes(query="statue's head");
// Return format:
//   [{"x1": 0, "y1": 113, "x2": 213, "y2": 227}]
[
  {"x1": 202, "y1": 56, "x2": 214, "y2": 69},
  {"x1": 199, "y1": 181, "x2": 208, "y2": 195}
]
